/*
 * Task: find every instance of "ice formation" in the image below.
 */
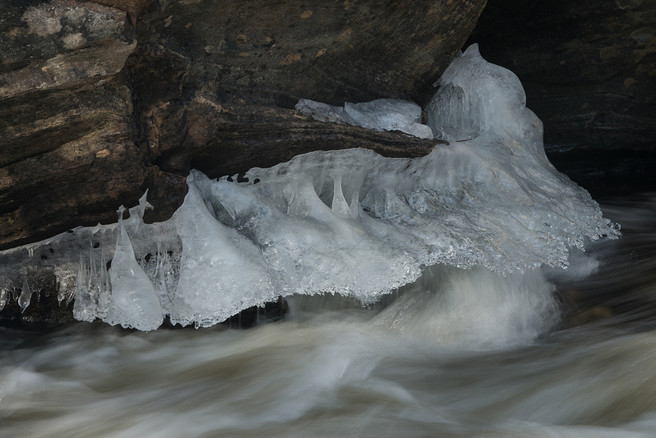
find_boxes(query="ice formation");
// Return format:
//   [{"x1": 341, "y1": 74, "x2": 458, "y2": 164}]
[
  {"x1": 0, "y1": 44, "x2": 619, "y2": 330},
  {"x1": 427, "y1": 44, "x2": 544, "y2": 146},
  {"x1": 295, "y1": 98, "x2": 434, "y2": 139}
]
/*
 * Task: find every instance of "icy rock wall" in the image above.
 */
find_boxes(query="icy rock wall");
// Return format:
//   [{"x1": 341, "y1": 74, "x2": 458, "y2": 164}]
[{"x1": 0, "y1": 45, "x2": 619, "y2": 330}]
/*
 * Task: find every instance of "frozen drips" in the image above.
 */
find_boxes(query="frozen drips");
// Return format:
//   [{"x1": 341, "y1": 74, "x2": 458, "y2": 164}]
[{"x1": 0, "y1": 45, "x2": 619, "y2": 330}]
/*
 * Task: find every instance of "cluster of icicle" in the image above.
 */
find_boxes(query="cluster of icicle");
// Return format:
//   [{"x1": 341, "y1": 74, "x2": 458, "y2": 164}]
[{"x1": 0, "y1": 45, "x2": 619, "y2": 330}]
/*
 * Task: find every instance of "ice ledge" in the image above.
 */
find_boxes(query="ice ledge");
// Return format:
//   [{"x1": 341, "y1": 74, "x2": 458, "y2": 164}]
[
  {"x1": 0, "y1": 44, "x2": 620, "y2": 331},
  {"x1": 296, "y1": 98, "x2": 434, "y2": 140}
]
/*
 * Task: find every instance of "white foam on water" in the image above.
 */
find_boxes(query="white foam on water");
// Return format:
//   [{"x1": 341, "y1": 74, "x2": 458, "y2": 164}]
[{"x1": 374, "y1": 266, "x2": 560, "y2": 350}]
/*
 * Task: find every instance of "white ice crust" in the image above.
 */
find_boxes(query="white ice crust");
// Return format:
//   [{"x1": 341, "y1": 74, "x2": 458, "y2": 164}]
[
  {"x1": 296, "y1": 98, "x2": 434, "y2": 139},
  {"x1": 0, "y1": 44, "x2": 619, "y2": 330}
]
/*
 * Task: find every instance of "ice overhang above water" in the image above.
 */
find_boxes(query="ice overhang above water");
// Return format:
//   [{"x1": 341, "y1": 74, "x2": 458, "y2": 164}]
[{"x1": 0, "y1": 44, "x2": 620, "y2": 330}]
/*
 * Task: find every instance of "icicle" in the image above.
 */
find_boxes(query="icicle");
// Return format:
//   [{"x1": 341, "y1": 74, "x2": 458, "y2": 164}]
[
  {"x1": 18, "y1": 275, "x2": 32, "y2": 313},
  {"x1": 96, "y1": 248, "x2": 111, "y2": 318},
  {"x1": 0, "y1": 287, "x2": 7, "y2": 312},
  {"x1": 56, "y1": 273, "x2": 65, "y2": 304},
  {"x1": 152, "y1": 242, "x2": 173, "y2": 310},
  {"x1": 170, "y1": 181, "x2": 274, "y2": 328},
  {"x1": 349, "y1": 194, "x2": 360, "y2": 219},
  {"x1": 331, "y1": 174, "x2": 352, "y2": 217},
  {"x1": 348, "y1": 169, "x2": 364, "y2": 220},
  {"x1": 73, "y1": 254, "x2": 96, "y2": 322},
  {"x1": 154, "y1": 241, "x2": 161, "y2": 278},
  {"x1": 104, "y1": 206, "x2": 163, "y2": 331},
  {"x1": 287, "y1": 177, "x2": 333, "y2": 220},
  {"x1": 88, "y1": 247, "x2": 98, "y2": 300}
]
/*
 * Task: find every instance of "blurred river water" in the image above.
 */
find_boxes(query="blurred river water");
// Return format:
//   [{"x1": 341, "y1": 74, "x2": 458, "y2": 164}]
[{"x1": 1, "y1": 193, "x2": 655, "y2": 438}]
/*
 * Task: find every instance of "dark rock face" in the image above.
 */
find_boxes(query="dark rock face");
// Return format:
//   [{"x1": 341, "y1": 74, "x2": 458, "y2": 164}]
[
  {"x1": 0, "y1": 1, "x2": 147, "y2": 249},
  {"x1": 133, "y1": 0, "x2": 486, "y2": 108},
  {"x1": 129, "y1": 0, "x2": 486, "y2": 211},
  {"x1": 468, "y1": 0, "x2": 656, "y2": 194},
  {"x1": 0, "y1": 0, "x2": 486, "y2": 251}
]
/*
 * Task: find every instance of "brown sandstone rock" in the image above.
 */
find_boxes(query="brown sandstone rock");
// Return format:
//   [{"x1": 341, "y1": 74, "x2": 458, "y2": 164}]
[{"x1": 0, "y1": 1, "x2": 147, "y2": 249}]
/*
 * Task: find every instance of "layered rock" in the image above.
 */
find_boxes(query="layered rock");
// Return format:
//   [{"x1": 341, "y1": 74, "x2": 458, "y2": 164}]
[
  {"x1": 128, "y1": 0, "x2": 486, "y2": 196},
  {"x1": 0, "y1": 0, "x2": 486, "y2": 252},
  {"x1": 0, "y1": 0, "x2": 487, "y2": 326},
  {"x1": 0, "y1": 1, "x2": 146, "y2": 249}
]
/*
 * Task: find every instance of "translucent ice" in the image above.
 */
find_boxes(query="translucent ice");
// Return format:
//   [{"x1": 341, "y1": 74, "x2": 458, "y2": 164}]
[
  {"x1": 103, "y1": 209, "x2": 163, "y2": 331},
  {"x1": 169, "y1": 174, "x2": 277, "y2": 328},
  {"x1": 296, "y1": 98, "x2": 434, "y2": 139},
  {"x1": 18, "y1": 276, "x2": 31, "y2": 313},
  {"x1": 0, "y1": 288, "x2": 7, "y2": 312},
  {"x1": 427, "y1": 43, "x2": 543, "y2": 147},
  {"x1": 0, "y1": 44, "x2": 619, "y2": 329},
  {"x1": 295, "y1": 99, "x2": 351, "y2": 124}
]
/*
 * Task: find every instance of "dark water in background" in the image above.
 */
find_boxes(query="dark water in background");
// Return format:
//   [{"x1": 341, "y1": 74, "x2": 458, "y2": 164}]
[{"x1": 0, "y1": 193, "x2": 655, "y2": 438}]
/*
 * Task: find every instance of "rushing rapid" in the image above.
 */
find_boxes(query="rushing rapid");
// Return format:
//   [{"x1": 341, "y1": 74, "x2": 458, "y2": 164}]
[{"x1": 0, "y1": 194, "x2": 655, "y2": 438}]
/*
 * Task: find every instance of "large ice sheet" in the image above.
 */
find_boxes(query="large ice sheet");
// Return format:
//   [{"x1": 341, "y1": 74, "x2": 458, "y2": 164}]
[{"x1": 0, "y1": 44, "x2": 619, "y2": 329}]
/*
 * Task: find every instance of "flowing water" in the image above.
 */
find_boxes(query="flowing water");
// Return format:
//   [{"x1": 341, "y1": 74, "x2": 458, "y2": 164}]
[
  {"x1": 1, "y1": 193, "x2": 655, "y2": 438},
  {"x1": 0, "y1": 44, "x2": 652, "y2": 437}
]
